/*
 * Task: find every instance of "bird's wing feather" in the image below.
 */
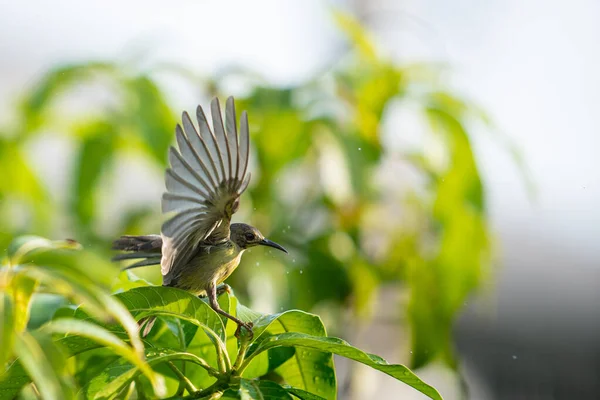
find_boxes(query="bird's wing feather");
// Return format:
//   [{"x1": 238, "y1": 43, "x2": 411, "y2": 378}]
[{"x1": 161, "y1": 97, "x2": 251, "y2": 281}]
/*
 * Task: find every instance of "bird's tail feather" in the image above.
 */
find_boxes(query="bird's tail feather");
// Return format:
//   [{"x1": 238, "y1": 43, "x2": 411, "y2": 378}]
[{"x1": 112, "y1": 235, "x2": 162, "y2": 269}]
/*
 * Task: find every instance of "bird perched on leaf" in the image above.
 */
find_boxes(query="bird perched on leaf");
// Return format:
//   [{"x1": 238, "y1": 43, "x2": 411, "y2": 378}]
[{"x1": 113, "y1": 97, "x2": 287, "y2": 336}]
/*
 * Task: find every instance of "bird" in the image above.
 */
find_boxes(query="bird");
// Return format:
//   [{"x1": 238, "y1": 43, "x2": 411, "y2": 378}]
[{"x1": 112, "y1": 96, "x2": 287, "y2": 336}]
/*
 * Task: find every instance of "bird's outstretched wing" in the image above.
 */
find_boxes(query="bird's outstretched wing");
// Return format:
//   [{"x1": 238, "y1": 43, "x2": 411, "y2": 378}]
[{"x1": 160, "y1": 97, "x2": 251, "y2": 282}]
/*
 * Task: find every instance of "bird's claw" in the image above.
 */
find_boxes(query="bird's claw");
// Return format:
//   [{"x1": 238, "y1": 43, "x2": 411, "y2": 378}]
[
  {"x1": 234, "y1": 321, "x2": 254, "y2": 339},
  {"x1": 216, "y1": 284, "x2": 232, "y2": 296}
]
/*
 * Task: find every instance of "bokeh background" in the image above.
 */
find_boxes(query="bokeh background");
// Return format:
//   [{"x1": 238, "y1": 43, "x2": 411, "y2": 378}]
[{"x1": 1, "y1": 1, "x2": 599, "y2": 399}]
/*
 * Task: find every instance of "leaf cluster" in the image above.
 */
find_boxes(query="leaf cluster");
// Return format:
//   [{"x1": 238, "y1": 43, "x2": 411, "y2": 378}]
[{"x1": 0, "y1": 236, "x2": 442, "y2": 400}]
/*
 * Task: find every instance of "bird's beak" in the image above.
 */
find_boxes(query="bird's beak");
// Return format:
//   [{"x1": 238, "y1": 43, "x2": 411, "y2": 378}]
[{"x1": 259, "y1": 238, "x2": 288, "y2": 254}]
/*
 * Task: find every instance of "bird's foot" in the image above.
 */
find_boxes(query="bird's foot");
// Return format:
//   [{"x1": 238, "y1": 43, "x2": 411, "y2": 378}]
[
  {"x1": 234, "y1": 321, "x2": 254, "y2": 339},
  {"x1": 216, "y1": 284, "x2": 232, "y2": 296}
]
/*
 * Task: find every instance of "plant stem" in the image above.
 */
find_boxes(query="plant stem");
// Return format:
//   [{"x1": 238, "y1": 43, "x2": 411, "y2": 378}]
[
  {"x1": 231, "y1": 334, "x2": 251, "y2": 374},
  {"x1": 236, "y1": 342, "x2": 263, "y2": 375},
  {"x1": 175, "y1": 319, "x2": 187, "y2": 396},
  {"x1": 216, "y1": 345, "x2": 226, "y2": 374},
  {"x1": 191, "y1": 381, "x2": 228, "y2": 399},
  {"x1": 167, "y1": 361, "x2": 198, "y2": 394}
]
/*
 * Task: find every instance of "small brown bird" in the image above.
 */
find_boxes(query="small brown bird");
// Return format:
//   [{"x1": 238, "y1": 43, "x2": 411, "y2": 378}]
[{"x1": 113, "y1": 97, "x2": 287, "y2": 335}]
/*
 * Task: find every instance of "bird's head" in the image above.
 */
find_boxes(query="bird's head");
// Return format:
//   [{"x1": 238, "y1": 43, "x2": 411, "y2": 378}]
[{"x1": 230, "y1": 223, "x2": 287, "y2": 253}]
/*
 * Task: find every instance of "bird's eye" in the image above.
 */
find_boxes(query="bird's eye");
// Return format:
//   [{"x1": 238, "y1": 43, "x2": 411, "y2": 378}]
[{"x1": 245, "y1": 233, "x2": 255, "y2": 241}]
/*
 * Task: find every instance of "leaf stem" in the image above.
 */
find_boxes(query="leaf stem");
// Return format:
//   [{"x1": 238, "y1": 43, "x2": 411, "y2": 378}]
[
  {"x1": 191, "y1": 381, "x2": 227, "y2": 399},
  {"x1": 236, "y1": 342, "x2": 263, "y2": 375},
  {"x1": 208, "y1": 328, "x2": 231, "y2": 373},
  {"x1": 231, "y1": 334, "x2": 251, "y2": 374},
  {"x1": 167, "y1": 361, "x2": 197, "y2": 394},
  {"x1": 175, "y1": 320, "x2": 187, "y2": 396}
]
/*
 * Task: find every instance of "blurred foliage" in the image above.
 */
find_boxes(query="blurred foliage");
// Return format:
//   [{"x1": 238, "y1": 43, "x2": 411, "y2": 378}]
[
  {"x1": 0, "y1": 236, "x2": 163, "y2": 399},
  {"x1": 0, "y1": 236, "x2": 441, "y2": 399},
  {"x1": 0, "y1": 11, "x2": 519, "y2": 380}
]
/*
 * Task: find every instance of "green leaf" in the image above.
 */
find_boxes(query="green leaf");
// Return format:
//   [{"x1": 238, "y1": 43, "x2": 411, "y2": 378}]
[
  {"x1": 10, "y1": 274, "x2": 38, "y2": 332},
  {"x1": 242, "y1": 311, "x2": 335, "y2": 399},
  {"x1": 348, "y1": 260, "x2": 378, "y2": 319},
  {"x1": 246, "y1": 333, "x2": 442, "y2": 400},
  {"x1": 127, "y1": 76, "x2": 175, "y2": 165},
  {"x1": 250, "y1": 310, "x2": 327, "y2": 344},
  {"x1": 407, "y1": 107, "x2": 489, "y2": 368},
  {"x1": 165, "y1": 292, "x2": 238, "y2": 393},
  {"x1": 20, "y1": 62, "x2": 115, "y2": 134},
  {"x1": 0, "y1": 334, "x2": 120, "y2": 398},
  {"x1": 7, "y1": 238, "x2": 143, "y2": 357},
  {"x1": 3, "y1": 235, "x2": 145, "y2": 380},
  {"x1": 52, "y1": 305, "x2": 78, "y2": 320},
  {"x1": 284, "y1": 386, "x2": 327, "y2": 400},
  {"x1": 0, "y1": 143, "x2": 51, "y2": 232},
  {"x1": 7, "y1": 235, "x2": 81, "y2": 266},
  {"x1": 115, "y1": 286, "x2": 229, "y2": 382},
  {"x1": 223, "y1": 379, "x2": 293, "y2": 400},
  {"x1": 12, "y1": 332, "x2": 76, "y2": 400},
  {"x1": 19, "y1": 262, "x2": 145, "y2": 357},
  {"x1": 236, "y1": 302, "x2": 265, "y2": 325},
  {"x1": 82, "y1": 348, "x2": 213, "y2": 399},
  {"x1": 112, "y1": 270, "x2": 155, "y2": 294},
  {"x1": 73, "y1": 350, "x2": 120, "y2": 388},
  {"x1": 0, "y1": 294, "x2": 15, "y2": 368},
  {"x1": 333, "y1": 11, "x2": 378, "y2": 62},
  {"x1": 42, "y1": 318, "x2": 164, "y2": 397},
  {"x1": 115, "y1": 287, "x2": 226, "y2": 344},
  {"x1": 70, "y1": 121, "x2": 117, "y2": 231}
]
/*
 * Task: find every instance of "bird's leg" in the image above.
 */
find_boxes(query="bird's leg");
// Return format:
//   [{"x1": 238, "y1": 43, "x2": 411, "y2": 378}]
[{"x1": 207, "y1": 283, "x2": 253, "y2": 338}]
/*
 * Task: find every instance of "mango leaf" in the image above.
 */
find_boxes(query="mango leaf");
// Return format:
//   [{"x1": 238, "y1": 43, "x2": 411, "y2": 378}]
[
  {"x1": 180, "y1": 292, "x2": 238, "y2": 390},
  {"x1": 10, "y1": 274, "x2": 38, "y2": 332},
  {"x1": 241, "y1": 347, "x2": 296, "y2": 382},
  {"x1": 81, "y1": 348, "x2": 214, "y2": 399},
  {"x1": 112, "y1": 270, "x2": 154, "y2": 293},
  {"x1": 52, "y1": 305, "x2": 78, "y2": 320},
  {"x1": 115, "y1": 287, "x2": 226, "y2": 344},
  {"x1": 333, "y1": 11, "x2": 378, "y2": 62},
  {"x1": 242, "y1": 311, "x2": 336, "y2": 399},
  {"x1": 70, "y1": 121, "x2": 117, "y2": 232},
  {"x1": 6, "y1": 235, "x2": 82, "y2": 267},
  {"x1": 407, "y1": 107, "x2": 489, "y2": 368},
  {"x1": 43, "y1": 318, "x2": 163, "y2": 396},
  {"x1": 0, "y1": 334, "x2": 123, "y2": 398},
  {"x1": 11, "y1": 332, "x2": 76, "y2": 400},
  {"x1": 3, "y1": 236, "x2": 144, "y2": 372},
  {"x1": 18, "y1": 263, "x2": 144, "y2": 357},
  {"x1": 245, "y1": 333, "x2": 442, "y2": 400},
  {"x1": 222, "y1": 379, "x2": 293, "y2": 400},
  {"x1": 0, "y1": 294, "x2": 15, "y2": 368},
  {"x1": 73, "y1": 350, "x2": 120, "y2": 388},
  {"x1": 127, "y1": 76, "x2": 175, "y2": 165},
  {"x1": 348, "y1": 260, "x2": 378, "y2": 319},
  {"x1": 19, "y1": 62, "x2": 115, "y2": 135},
  {"x1": 284, "y1": 386, "x2": 327, "y2": 400},
  {"x1": 0, "y1": 141, "x2": 51, "y2": 232}
]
